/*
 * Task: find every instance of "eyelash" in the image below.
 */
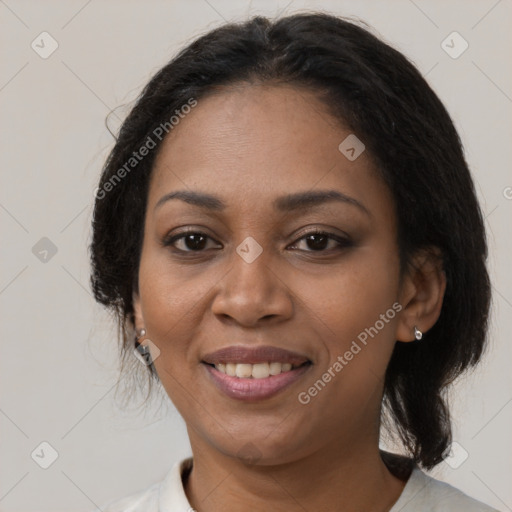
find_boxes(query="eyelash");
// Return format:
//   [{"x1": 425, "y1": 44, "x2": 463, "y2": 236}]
[{"x1": 162, "y1": 228, "x2": 352, "y2": 255}]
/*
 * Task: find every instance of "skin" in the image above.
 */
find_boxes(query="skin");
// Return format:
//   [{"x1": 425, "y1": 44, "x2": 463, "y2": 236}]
[{"x1": 132, "y1": 83, "x2": 446, "y2": 512}]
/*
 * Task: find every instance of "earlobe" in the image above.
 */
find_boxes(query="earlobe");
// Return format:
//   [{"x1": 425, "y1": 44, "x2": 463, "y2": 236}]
[
  {"x1": 132, "y1": 290, "x2": 145, "y2": 333},
  {"x1": 396, "y1": 248, "x2": 446, "y2": 342}
]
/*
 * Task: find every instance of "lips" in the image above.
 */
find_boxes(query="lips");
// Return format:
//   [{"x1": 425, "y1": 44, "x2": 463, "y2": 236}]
[
  {"x1": 202, "y1": 345, "x2": 311, "y2": 366},
  {"x1": 201, "y1": 345, "x2": 312, "y2": 401}
]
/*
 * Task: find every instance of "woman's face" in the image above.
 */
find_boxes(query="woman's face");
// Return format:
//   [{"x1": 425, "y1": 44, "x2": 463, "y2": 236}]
[{"x1": 134, "y1": 84, "x2": 410, "y2": 464}]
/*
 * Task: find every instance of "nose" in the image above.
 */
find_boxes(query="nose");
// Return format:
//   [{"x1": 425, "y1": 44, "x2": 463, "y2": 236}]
[{"x1": 211, "y1": 246, "x2": 294, "y2": 327}]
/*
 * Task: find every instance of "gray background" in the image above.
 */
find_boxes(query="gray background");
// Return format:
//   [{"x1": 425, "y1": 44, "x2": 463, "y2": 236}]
[{"x1": 1, "y1": 0, "x2": 511, "y2": 510}]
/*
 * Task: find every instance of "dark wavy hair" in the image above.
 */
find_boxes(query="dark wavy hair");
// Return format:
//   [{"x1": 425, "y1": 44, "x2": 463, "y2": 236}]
[{"x1": 89, "y1": 12, "x2": 491, "y2": 470}]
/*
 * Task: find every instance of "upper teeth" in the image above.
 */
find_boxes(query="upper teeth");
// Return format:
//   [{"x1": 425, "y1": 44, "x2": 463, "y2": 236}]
[{"x1": 215, "y1": 362, "x2": 295, "y2": 378}]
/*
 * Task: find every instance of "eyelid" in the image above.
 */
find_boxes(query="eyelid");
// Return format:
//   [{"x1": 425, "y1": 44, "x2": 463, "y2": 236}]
[
  {"x1": 287, "y1": 228, "x2": 353, "y2": 251},
  {"x1": 291, "y1": 226, "x2": 351, "y2": 242},
  {"x1": 162, "y1": 227, "x2": 221, "y2": 248},
  {"x1": 163, "y1": 226, "x2": 352, "y2": 253}
]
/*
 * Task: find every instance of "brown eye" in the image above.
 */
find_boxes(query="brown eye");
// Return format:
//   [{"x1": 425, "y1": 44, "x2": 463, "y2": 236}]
[
  {"x1": 290, "y1": 231, "x2": 352, "y2": 252},
  {"x1": 163, "y1": 231, "x2": 219, "y2": 252},
  {"x1": 303, "y1": 233, "x2": 330, "y2": 251}
]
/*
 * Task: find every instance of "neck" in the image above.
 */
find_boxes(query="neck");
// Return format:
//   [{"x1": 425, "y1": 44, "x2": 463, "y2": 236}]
[{"x1": 184, "y1": 436, "x2": 410, "y2": 512}]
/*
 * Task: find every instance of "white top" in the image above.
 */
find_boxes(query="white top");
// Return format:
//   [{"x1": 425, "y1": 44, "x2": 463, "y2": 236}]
[{"x1": 96, "y1": 457, "x2": 499, "y2": 512}]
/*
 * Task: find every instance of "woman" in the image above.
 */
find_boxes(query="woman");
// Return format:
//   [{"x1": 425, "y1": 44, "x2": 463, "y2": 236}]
[{"x1": 90, "y1": 12, "x2": 498, "y2": 512}]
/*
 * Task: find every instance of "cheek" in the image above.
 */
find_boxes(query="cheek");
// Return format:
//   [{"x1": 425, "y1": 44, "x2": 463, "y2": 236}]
[
  {"x1": 137, "y1": 258, "x2": 206, "y2": 418},
  {"x1": 137, "y1": 236, "x2": 223, "y2": 326},
  {"x1": 136, "y1": 247, "x2": 233, "y2": 410},
  {"x1": 136, "y1": 249, "x2": 208, "y2": 366},
  {"x1": 304, "y1": 247, "x2": 399, "y2": 336},
  {"x1": 298, "y1": 247, "x2": 400, "y2": 393}
]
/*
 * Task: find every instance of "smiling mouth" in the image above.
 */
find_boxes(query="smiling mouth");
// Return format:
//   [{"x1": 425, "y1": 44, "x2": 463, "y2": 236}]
[{"x1": 203, "y1": 361, "x2": 311, "y2": 379}]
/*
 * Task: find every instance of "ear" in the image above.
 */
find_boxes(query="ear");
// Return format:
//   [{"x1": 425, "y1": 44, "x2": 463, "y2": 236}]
[
  {"x1": 396, "y1": 247, "x2": 446, "y2": 342},
  {"x1": 132, "y1": 290, "x2": 145, "y2": 333}
]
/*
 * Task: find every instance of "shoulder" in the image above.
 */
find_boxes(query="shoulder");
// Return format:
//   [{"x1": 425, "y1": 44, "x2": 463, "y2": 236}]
[
  {"x1": 91, "y1": 457, "x2": 194, "y2": 512},
  {"x1": 391, "y1": 466, "x2": 500, "y2": 512}
]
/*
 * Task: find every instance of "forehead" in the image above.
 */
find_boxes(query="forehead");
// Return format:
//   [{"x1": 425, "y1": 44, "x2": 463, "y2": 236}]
[{"x1": 148, "y1": 84, "x2": 392, "y2": 217}]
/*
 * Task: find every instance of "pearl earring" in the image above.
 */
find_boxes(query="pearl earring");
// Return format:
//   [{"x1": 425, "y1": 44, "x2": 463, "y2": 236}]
[
  {"x1": 134, "y1": 328, "x2": 152, "y2": 365},
  {"x1": 414, "y1": 326, "x2": 423, "y2": 341}
]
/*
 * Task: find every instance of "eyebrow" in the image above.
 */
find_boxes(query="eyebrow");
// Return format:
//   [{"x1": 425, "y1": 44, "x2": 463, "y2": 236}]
[{"x1": 154, "y1": 189, "x2": 370, "y2": 216}]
